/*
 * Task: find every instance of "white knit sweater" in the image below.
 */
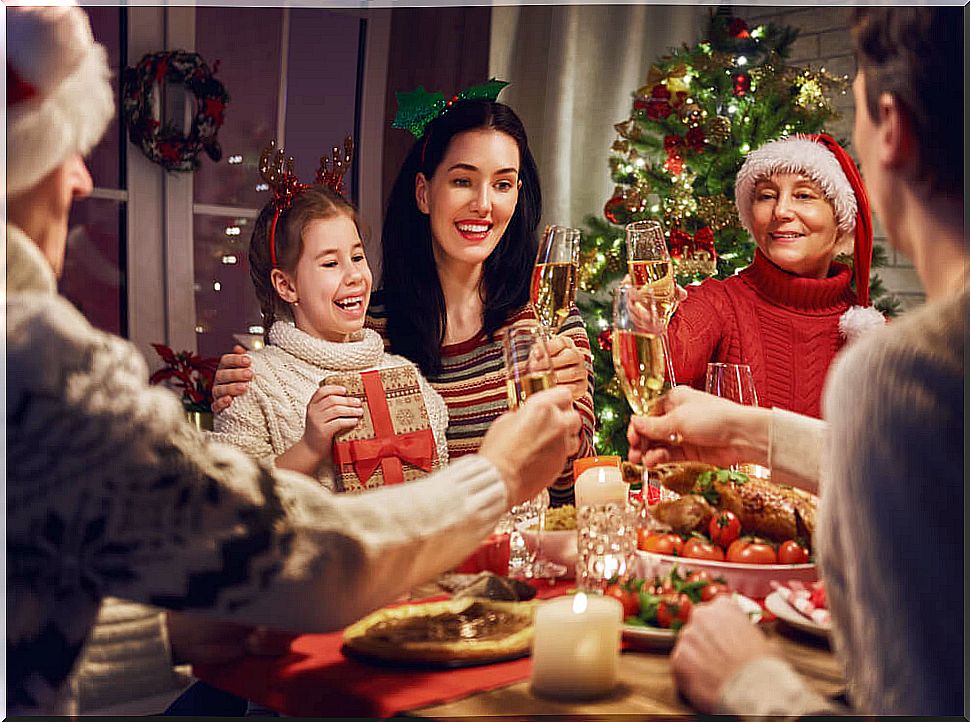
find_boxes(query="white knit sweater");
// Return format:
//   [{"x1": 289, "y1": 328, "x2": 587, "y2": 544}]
[{"x1": 210, "y1": 322, "x2": 448, "y2": 491}]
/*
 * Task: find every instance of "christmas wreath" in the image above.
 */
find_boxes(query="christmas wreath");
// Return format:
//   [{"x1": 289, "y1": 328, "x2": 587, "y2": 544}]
[{"x1": 122, "y1": 50, "x2": 229, "y2": 172}]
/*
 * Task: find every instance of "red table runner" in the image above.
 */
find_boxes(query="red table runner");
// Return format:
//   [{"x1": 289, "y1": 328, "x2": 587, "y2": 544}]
[{"x1": 194, "y1": 581, "x2": 571, "y2": 717}]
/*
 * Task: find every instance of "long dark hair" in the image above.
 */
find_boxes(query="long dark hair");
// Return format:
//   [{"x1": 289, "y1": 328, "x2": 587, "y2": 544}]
[
  {"x1": 380, "y1": 100, "x2": 541, "y2": 376},
  {"x1": 249, "y1": 185, "x2": 361, "y2": 342}
]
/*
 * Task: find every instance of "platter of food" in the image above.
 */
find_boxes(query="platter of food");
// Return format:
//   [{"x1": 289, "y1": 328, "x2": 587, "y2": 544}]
[
  {"x1": 342, "y1": 598, "x2": 539, "y2": 668},
  {"x1": 608, "y1": 566, "x2": 762, "y2": 650},
  {"x1": 636, "y1": 463, "x2": 819, "y2": 598}
]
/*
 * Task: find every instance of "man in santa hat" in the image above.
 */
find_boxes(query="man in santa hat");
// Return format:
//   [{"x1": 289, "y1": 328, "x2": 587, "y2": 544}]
[{"x1": 628, "y1": 6, "x2": 965, "y2": 716}]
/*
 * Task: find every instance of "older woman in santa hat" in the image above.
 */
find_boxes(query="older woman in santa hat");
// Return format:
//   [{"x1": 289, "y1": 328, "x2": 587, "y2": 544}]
[{"x1": 666, "y1": 133, "x2": 884, "y2": 418}]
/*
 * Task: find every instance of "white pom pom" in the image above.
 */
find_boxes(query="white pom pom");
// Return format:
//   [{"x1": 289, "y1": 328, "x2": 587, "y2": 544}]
[{"x1": 839, "y1": 305, "x2": 885, "y2": 343}]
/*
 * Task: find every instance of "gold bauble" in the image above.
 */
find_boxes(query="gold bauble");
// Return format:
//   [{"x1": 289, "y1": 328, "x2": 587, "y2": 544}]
[{"x1": 706, "y1": 115, "x2": 731, "y2": 145}]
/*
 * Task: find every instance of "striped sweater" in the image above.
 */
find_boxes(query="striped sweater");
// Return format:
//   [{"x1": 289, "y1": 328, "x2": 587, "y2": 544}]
[{"x1": 367, "y1": 298, "x2": 595, "y2": 506}]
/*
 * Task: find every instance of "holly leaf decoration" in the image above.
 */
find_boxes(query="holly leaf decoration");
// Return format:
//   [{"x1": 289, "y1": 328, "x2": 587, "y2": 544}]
[
  {"x1": 461, "y1": 78, "x2": 509, "y2": 102},
  {"x1": 391, "y1": 85, "x2": 445, "y2": 138}
]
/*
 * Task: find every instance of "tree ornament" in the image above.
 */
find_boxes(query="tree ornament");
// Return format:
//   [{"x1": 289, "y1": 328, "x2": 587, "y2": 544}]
[
  {"x1": 122, "y1": 50, "x2": 229, "y2": 172},
  {"x1": 733, "y1": 72, "x2": 751, "y2": 97},
  {"x1": 728, "y1": 17, "x2": 750, "y2": 39},
  {"x1": 614, "y1": 119, "x2": 643, "y2": 141},
  {"x1": 604, "y1": 187, "x2": 631, "y2": 225},
  {"x1": 707, "y1": 115, "x2": 732, "y2": 145},
  {"x1": 597, "y1": 328, "x2": 613, "y2": 352},
  {"x1": 686, "y1": 108, "x2": 704, "y2": 127},
  {"x1": 611, "y1": 139, "x2": 630, "y2": 153},
  {"x1": 685, "y1": 126, "x2": 706, "y2": 152}
]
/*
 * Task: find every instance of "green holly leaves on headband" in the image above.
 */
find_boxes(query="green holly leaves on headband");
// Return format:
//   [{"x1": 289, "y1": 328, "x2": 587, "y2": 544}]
[{"x1": 392, "y1": 79, "x2": 509, "y2": 139}]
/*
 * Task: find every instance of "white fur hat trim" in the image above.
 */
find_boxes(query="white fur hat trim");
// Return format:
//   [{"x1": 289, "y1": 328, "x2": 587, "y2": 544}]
[
  {"x1": 7, "y1": 6, "x2": 114, "y2": 195},
  {"x1": 735, "y1": 136, "x2": 858, "y2": 240},
  {"x1": 839, "y1": 304, "x2": 885, "y2": 343}
]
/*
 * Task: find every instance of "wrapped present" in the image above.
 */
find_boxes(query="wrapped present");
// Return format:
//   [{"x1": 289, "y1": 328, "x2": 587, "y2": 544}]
[{"x1": 326, "y1": 366, "x2": 440, "y2": 492}]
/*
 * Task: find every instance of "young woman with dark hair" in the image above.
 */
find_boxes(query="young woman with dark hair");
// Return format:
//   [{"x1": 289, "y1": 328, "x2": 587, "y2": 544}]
[{"x1": 216, "y1": 99, "x2": 595, "y2": 506}]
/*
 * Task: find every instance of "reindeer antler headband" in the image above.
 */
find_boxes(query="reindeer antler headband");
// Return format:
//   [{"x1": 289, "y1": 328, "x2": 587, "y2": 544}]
[{"x1": 258, "y1": 137, "x2": 354, "y2": 268}]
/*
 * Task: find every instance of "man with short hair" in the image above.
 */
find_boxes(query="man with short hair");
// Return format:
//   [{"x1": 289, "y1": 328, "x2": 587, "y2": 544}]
[{"x1": 630, "y1": 7, "x2": 965, "y2": 716}]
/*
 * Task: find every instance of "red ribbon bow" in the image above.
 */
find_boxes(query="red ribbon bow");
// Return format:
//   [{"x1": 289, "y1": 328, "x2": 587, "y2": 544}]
[
  {"x1": 669, "y1": 226, "x2": 715, "y2": 259},
  {"x1": 332, "y1": 370, "x2": 436, "y2": 486}
]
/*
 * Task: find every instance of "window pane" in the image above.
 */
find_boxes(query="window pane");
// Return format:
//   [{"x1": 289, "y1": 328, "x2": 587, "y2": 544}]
[
  {"x1": 193, "y1": 7, "x2": 283, "y2": 209},
  {"x1": 61, "y1": 198, "x2": 126, "y2": 336},
  {"x1": 193, "y1": 214, "x2": 263, "y2": 358},
  {"x1": 86, "y1": 7, "x2": 124, "y2": 190}
]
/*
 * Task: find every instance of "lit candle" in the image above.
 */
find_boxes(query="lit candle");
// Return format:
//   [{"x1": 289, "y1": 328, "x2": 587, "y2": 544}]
[
  {"x1": 574, "y1": 462, "x2": 627, "y2": 508},
  {"x1": 530, "y1": 593, "x2": 623, "y2": 699}
]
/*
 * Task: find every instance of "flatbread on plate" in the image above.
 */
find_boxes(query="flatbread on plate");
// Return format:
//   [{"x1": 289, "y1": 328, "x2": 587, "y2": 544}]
[{"x1": 343, "y1": 598, "x2": 537, "y2": 665}]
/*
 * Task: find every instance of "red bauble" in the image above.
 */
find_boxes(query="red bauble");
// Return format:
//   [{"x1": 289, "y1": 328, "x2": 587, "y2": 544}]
[
  {"x1": 633, "y1": 96, "x2": 650, "y2": 111},
  {"x1": 728, "y1": 18, "x2": 750, "y2": 39},
  {"x1": 604, "y1": 193, "x2": 629, "y2": 225},
  {"x1": 686, "y1": 126, "x2": 706, "y2": 151},
  {"x1": 733, "y1": 72, "x2": 751, "y2": 97},
  {"x1": 598, "y1": 328, "x2": 613, "y2": 352}
]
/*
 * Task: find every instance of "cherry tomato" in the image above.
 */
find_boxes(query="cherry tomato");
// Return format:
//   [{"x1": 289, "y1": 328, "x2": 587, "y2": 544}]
[
  {"x1": 777, "y1": 540, "x2": 810, "y2": 564},
  {"x1": 709, "y1": 510, "x2": 742, "y2": 548},
  {"x1": 605, "y1": 583, "x2": 640, "y2": 618},
  {"x1": 700, "y1": 582, "x2": 732, "y2": 602},
  {"x1": 639, "y1": 532, "x2": 684, "y2": 556},
  {"x1": 726, "y1": 538, "x2": 778, "y2": 565},
  {"x1": 655, "y1": 593, "x2": 692, "y2": 628},
  {"x1": 682, "y1": 537, "x2": 726, "y2": 562}
]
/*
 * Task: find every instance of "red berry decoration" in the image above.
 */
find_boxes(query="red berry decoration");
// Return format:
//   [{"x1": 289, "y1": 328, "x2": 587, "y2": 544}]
[
  {"x1": 598, "y1": 328, "x2": 613, "y2": 352},
  {"x1": 733, "y1": 72, "x2": 751, "y2": 97}
]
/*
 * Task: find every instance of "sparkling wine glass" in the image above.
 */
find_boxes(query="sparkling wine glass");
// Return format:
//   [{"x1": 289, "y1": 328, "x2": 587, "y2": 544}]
[
  {"x1": 611, "y1": 283, "x2": 669, "y2": 416},
  {"x1": 705, "y1": 363, "x2": 767, "y2": 477},
  {"x1": 530, "y1": 224, "x2": 581, "y2": 335},
  {"x1": 529, "y1": 488, "x2": 567, "y2": 580},
  {"x1": 502, "y1": 325, "x2": 557, "y2": 410},
  {"x1": 625, "y1": 220, "x2": 678, "y2": 385}
]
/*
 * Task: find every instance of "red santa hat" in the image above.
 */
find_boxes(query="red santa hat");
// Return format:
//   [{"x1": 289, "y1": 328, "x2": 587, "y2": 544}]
[
  {"x1": 7, "y1": 4, "x2": 114, "y2": 195},
  {"x1": 735, "y1": 133, "x2": 884, "y2": 341}
]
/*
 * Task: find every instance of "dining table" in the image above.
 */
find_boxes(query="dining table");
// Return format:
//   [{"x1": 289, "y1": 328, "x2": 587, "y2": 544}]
[{"x1": 193, "y1": 576, "x2": 844, "y2": 718}]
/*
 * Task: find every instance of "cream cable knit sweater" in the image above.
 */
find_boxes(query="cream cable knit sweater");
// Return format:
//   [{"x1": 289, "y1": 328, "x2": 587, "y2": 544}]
[{"x1": 210, "y1": 322, "x2": 448, "y2": 490}]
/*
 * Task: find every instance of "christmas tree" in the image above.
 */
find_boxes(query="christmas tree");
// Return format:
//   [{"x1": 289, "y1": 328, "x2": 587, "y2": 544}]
[{"x1": 578, "y1": 9, "x2": 896, "y2": 457}]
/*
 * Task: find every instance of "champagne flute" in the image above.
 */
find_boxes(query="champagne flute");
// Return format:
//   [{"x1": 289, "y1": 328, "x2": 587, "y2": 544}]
[
  {"x1": 625, "y1": 220, "x2": 678, "y2": 386},
  {"x1": 502, "y1": 325, "x2": 557, "y2": 410},
  {"x1": 704, "y1": 363, "x2": 767, "y2": 477},
  {"x1": 611, "y1": 284, "x2": 668, "y2": 416},
  {"x1": 530, "y1": 224, "x2": 581, "y2": 334}
]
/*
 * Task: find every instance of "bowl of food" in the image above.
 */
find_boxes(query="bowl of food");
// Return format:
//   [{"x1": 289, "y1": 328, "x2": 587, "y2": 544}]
[
  {"x1": 517, "y1": 505, "x2": 578, "y2": 578},
  {"x1": 637, "y1": 463, "x2": 820, "y2": 598}
]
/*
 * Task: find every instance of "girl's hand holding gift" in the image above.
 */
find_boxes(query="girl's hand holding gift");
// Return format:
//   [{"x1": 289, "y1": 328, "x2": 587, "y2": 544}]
[{"x1": 302, "y1": 384, "x2": 364, "y2": 462}]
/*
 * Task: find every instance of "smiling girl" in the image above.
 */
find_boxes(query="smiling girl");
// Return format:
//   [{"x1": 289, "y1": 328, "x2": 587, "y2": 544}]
[
  {"x1": 210, "y1": 184, "x2": 448, "y2": 489},
  {"x1": 666, "y1": 134, "x2": 884, "y2": 418}
]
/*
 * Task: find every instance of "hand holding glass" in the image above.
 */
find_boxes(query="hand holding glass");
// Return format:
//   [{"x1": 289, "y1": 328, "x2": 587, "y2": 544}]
[
  {"x1": 503, "y1": 325, "x2": 556, "y2": 410},
  {"x1": 625, "y1": 220, "x2": 676, "y2": 324}
]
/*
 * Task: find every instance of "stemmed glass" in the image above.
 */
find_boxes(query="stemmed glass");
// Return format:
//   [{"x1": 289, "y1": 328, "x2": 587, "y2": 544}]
[
  {"x1": 501, "y1": 325, "x2": 566, "y2": 579},
  {"x1": 530, "y1": 224, "x2": 581, "y2": 335},
  {"x1": 704, "y1": 363, "x2": 767, "y2": 477},
  {"x1": 625, "y1": 220, "x2": 678, "y2": 386},
  {"x1": 611, "y1": 284, "x2": 669, "y2": 417}
]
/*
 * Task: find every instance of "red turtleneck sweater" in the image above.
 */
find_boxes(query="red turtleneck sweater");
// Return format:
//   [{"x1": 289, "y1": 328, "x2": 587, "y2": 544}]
[{"x1": 668, "y1": 250, "x2": 857, "y2": 418}]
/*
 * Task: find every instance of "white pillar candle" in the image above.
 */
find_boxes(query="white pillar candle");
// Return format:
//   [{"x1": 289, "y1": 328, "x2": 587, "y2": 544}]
[
  {"x1": 530, "y1": 593, "x2": 623, "y2": 699},
  {"x1": 574, "y1": 465, "x2": 627, "y2": 508}
]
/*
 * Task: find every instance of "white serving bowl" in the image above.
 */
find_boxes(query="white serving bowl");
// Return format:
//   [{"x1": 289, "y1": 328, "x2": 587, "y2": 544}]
[
  {"x1": 637, "y1": 549, "x2": 817, "y2": 599},
  {"x1": 518, "y1": 522, "x2": 578, "y2": 579}
]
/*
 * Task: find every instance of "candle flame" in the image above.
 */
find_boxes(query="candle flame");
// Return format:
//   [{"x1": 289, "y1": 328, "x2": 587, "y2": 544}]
[{"x1": 572, "y1": 592, "x2": 588, "y2": 614}]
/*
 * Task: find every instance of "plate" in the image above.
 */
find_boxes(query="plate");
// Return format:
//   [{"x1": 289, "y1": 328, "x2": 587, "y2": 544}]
[
  {"x1": 764, "y1": 591, "x2": 831, "y2": 639},
  {"x1": 621, "y1": 593, "x2": 762, "y2": 650},
  {"x1": 341, "y1": 643, "x2": 529, "y2": 669},
  {"x1": 342, "y1": 598, "x2": 537, "y2": 666},
  {"x1": 637, "y1": 550, "x2": 817, "y2": 599}
]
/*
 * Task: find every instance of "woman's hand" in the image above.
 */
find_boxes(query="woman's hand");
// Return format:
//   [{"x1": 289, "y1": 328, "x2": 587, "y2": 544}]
[
  {"x1": 670, "y1": 596, "x2": 778, "y2": 713},
  {"x1": 211, "y1": 345, "x2": 254, "y2": 413},
  {"x1": 626, "y1": 385, "x2": 770, "y2": 468},
  {"x1": 545, "y1": 334, "x2": 587, "y2": 402}
]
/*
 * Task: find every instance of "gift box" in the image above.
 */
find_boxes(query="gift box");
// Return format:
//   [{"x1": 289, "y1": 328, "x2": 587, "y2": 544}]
[{"x1": 326, "y1": 366, "x2": 441, "y2": 492}]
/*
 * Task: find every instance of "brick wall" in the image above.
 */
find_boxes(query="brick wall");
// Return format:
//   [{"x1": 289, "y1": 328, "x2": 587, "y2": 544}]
[{"x1": 732, "y1": 7, "x2": 925, "y2": 311}]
